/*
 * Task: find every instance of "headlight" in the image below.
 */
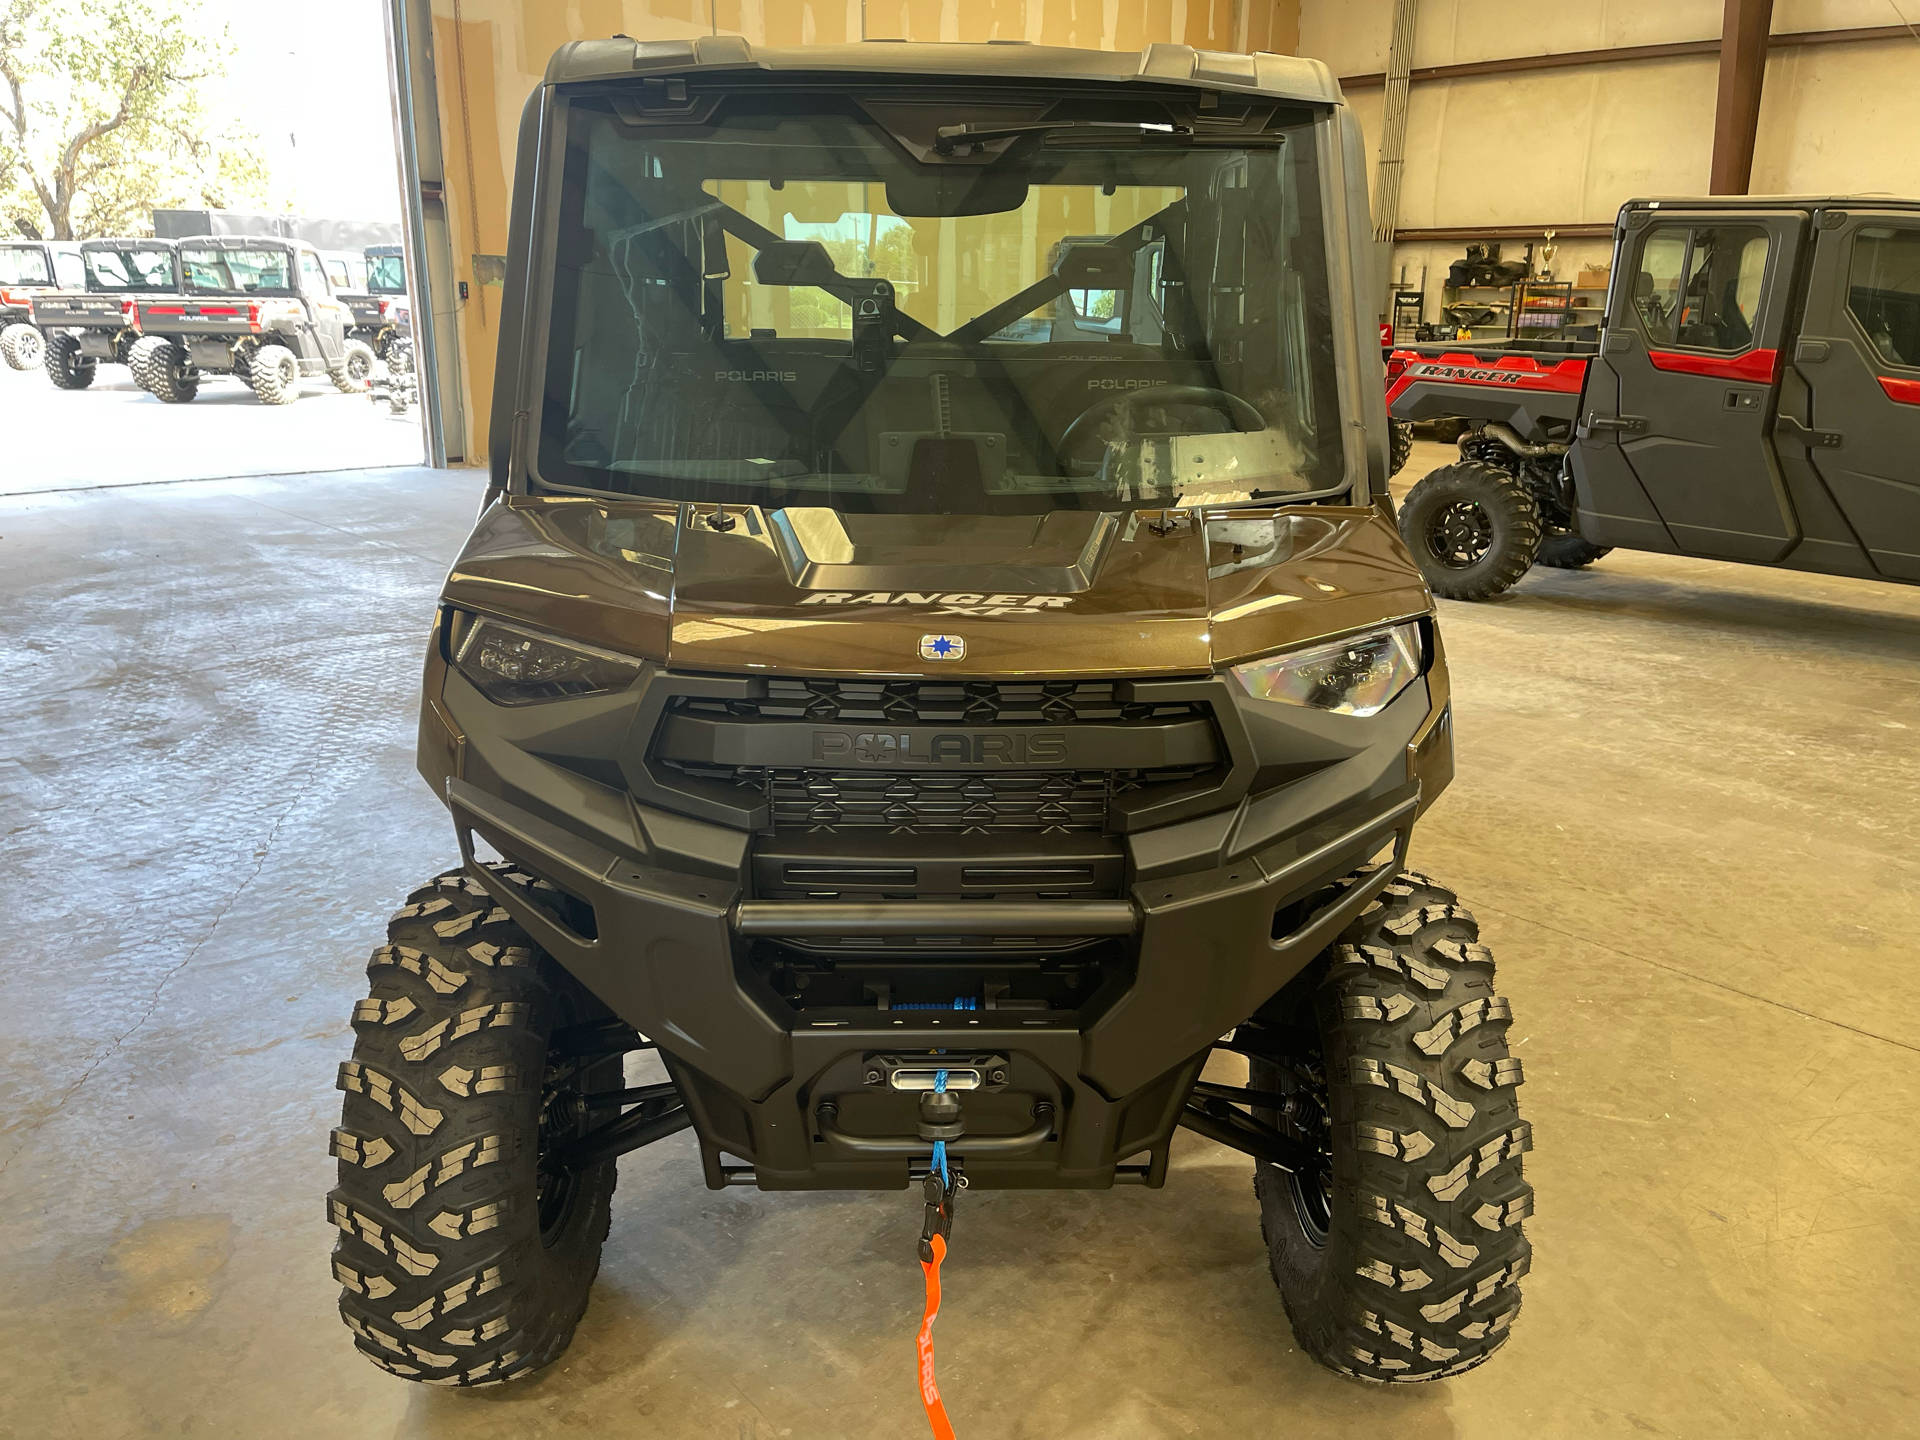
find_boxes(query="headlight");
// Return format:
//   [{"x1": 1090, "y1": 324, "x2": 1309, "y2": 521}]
[
  {"x1": 1231, "y1": 622, "x2": 1425, "y2": 717},
  {"x1": 452, "y1": 615, "x2": 643, "y2": 705}
]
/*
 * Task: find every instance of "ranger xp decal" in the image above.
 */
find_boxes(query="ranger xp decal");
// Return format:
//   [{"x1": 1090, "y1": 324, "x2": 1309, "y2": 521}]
[
  {"x1": 799, "y1": 592, "x2": 1072, "y2": 616},
  {"x1": 1406, "y1": 363, "x2": 1528, "y2": 385}
]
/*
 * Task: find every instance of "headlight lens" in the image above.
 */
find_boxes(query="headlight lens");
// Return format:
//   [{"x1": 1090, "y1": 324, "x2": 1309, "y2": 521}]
[
  {"x1": 452, "y1": 615, "x2": 643, "y2": 705},
  {"x1": 1231, "y1": 622, "x2": 1425, "y2": 717}
]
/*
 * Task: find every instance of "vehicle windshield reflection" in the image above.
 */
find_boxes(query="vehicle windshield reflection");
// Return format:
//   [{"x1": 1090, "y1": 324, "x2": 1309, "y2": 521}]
[{"x1": 537, "y1": 92, "x2": 1344, "y2": 515}]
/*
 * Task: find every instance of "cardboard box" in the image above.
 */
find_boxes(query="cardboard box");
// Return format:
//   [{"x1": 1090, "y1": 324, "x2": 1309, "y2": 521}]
[{"x1": 1576, "y1": 267, "x2": 1611, "y2": 290}]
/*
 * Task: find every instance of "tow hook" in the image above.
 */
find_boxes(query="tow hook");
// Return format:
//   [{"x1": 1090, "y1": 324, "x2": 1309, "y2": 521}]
[{"x1": 918, "y1": 1086, "x2": 964, "y2": 1142}]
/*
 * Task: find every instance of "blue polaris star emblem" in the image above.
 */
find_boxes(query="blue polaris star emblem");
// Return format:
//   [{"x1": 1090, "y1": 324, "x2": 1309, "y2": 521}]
[{"x1": 919, "y1": 633, "x2": 966, "y2": 661}]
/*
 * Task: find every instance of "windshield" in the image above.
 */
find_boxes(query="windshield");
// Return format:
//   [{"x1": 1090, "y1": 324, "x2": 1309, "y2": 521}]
[
  {"x1": 84, "y1": 246, "x2": 178, "y2": 292},
  {"x1": 367, "y1": 253, "x2": 406, "y2": 293},
  {"x1": 538, "y1": 89, "x2": 1343, "y2": 513},
  {"x1": 0, "y1": 246, "x2": 53, "y2": 285},
  {"x1": 180, "y1": 247, "x2": 294, "y2": 296}
]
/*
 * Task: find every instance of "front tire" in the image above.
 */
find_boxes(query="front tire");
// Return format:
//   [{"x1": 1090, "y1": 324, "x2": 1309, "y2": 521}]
[
  {"x1": 250, "y1": 343, "x2": 301, "y2": 404},
  {"x1": 331, "y1": 867, "x2": 619, "y2": 1387},
  {"x1": 1398, "y1": 462, "x2": 1541, "y2": 600},
  {"x1": 1252, "y1": 867, "x2": 1531, "y2": 1383},
  {"x1": 45, "y1": 332, "x2": 96, "y2": 389},
  {"x1": 2, "y1": 322, "x2": 45, "y2": 370},
  {"x1": 337, "y1": 338, "x2": 376, "y2": 390}
]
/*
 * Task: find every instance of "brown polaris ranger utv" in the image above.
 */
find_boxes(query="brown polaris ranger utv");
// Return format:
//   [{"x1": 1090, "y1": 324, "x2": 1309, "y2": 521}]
[{"x1": 330, "y1": 37, "x2": 1531, "y2": 1393}]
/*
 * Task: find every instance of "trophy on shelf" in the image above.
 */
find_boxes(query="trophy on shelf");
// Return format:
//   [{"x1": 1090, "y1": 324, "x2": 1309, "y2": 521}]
[{"x1": 1536, "y1": 229, "x2": 1558, "y2": 281}]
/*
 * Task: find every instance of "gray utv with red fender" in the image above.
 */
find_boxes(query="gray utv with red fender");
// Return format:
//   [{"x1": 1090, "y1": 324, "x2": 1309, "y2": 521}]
[
  {"x1": 329, "y1": 37, "x2": 1532, "y2": 1393},
  {"x1": 1388, "y1": 196, "x2": 1920, "y2": 599},
  {"x1": 0, "y1": 238, "x2": 85, "y2": 370},
  {"x1": 30, "y1": 239, "x2": 183, "y2": 389},
  {"x1": 132, "y1": 237, "x2": 376, "y2": 404}
]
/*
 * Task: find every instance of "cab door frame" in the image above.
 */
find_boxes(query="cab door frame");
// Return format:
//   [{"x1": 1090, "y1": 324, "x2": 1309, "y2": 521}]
[
  {"x1": 1577, "y1": 207, "x2": 1810, "y2": 562},
  {"x1": 294, "y1": 245, "x2": 348, "y2": 372},
  {"x1": 1789, "y1": 207, "x2": 1920, "y2": 582}
]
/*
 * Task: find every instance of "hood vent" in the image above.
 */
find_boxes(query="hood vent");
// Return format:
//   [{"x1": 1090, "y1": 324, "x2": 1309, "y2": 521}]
[{"x1": 767, "y1": 508, "x2": 1119, "y2": 594}]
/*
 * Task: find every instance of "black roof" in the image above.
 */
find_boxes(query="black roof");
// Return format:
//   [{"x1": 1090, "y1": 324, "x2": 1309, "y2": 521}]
[
  {"x1": 542, "y1": 36, "x2": 1343, "y2": 106},
  {"x1": 174, "y1": 235, "x2": 307, "y2": 252},
  {"x1": 1626, "y1": 194, "x2": 1920, "y2": 212}
]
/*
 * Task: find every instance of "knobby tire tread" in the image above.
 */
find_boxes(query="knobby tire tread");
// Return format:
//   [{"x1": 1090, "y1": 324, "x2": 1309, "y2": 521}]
[
  {"x1": 45, "y1": 332, "x2": 95, "y2": 390},
  {"x1": 1398, "y1": 461, "x2": 1541, "y2": 600},
  {"x1": 331, "y1": 867, "x2": 617, "y2": 1387},
  {"x1": 1255, "y1": 866, "x2": 1531, "y2": 1383},
  {"x1": 1534, "y1": 533, "x2": 1613, "y2": 569},
  {"x1": 1389, "y1": 419, "x2": 1414, "y2": 478}
]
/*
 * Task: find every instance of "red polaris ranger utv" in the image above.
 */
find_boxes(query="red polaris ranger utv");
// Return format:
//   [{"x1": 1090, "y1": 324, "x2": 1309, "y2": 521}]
[{"x1": 1388, "y1": 198, "x2": 1920, "y2": 599}]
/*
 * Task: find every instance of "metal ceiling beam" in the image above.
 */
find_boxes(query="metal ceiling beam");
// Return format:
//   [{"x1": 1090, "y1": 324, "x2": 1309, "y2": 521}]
[
  {"x1": 1339, "y1": 22, "x2": 1911, "y2": 90},
  {"x1": 1710, "y1": 0, "x2": 1776, "y2": 195},
  {"x1": 1391, "y1": 224, "x2": 1615, "y2": 242}
]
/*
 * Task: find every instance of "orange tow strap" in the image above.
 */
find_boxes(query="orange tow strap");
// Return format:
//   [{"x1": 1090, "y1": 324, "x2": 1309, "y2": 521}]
[{"x1": 917, "y1": 1231, "x2": 957, "y2": 1440}]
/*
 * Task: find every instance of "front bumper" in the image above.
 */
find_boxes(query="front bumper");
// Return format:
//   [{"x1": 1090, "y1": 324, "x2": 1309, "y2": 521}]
[
  {"x1": 430, "y1": 647, "x2": 1446, "y2": 1190},
  {"x1": 451, "y1": 774, "x2": 1415, "y2": 1188}
]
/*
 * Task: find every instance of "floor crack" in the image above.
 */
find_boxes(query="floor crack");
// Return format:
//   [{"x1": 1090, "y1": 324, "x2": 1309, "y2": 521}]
[{"x1": 1479, "y1": 901, "x2": 1920, "y2": 1056}]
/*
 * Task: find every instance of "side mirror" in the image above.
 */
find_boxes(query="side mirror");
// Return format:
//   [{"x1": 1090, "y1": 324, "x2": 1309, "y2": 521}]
[{"x1": 752, "y1": 240, "x2": 840, "y2": 288}]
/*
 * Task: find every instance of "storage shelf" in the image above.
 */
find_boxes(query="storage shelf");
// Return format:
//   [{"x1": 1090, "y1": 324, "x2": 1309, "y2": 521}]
[{"x1": 1443, "y1": 274, "x2": 1578, "y2": 340}]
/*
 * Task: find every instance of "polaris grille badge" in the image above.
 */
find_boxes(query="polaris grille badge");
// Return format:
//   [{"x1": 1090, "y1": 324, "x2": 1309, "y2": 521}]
[{"x1": 919, "y1": 633, "x2": 965, "y2": 661}]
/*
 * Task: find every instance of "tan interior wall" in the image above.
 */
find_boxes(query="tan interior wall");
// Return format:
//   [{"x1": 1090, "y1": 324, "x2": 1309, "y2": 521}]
[
  {"x1": 1752, "y1": 41, "x2": 1920, "y2": 196},
  {"x1": 424, "y1": 0, "x2": 1303, "y2": 465},
  {"x1": 1299, "y1": 0, "x2": 1920, "y2": 326}
]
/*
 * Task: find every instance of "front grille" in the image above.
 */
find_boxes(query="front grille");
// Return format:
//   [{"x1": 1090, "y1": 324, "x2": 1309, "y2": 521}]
[
  {"x1": 674, "y1": 679, "x2": 1206, "y2": 727},
  {"x1": 667, "y1": 761, "x2": 1207, "y2": 834}
]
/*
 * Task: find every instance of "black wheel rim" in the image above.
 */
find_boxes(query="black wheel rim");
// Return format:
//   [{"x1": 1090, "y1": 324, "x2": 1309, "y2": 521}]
[
  {"x1": 1424, "y1": 498, "x2": 1496, "y2": 569},
  {"x1": 1253, "y1": 1043, "x2": 1335, "y2": 1248},
  {"x1": 536, "y1": 1066, "x2": 586, "y2": 1243},
  {"x1": 1282, "y1": 1056, "x2": 1334, "y2": 1245}
]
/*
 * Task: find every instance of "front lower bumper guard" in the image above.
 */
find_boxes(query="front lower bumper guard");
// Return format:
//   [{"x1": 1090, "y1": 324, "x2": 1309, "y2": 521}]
[
  {"x1": 817, "y1": 1099, "x2": 1059, "y2": 1157},
  {"x1": 446, "y1": 775, "x2": 1418, "y2": 1188}
]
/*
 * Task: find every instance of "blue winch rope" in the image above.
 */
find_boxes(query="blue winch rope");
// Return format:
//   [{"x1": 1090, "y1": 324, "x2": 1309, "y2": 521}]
[{"x1": 930, "y1": 1068, "x2": 950, "y2": 1182}]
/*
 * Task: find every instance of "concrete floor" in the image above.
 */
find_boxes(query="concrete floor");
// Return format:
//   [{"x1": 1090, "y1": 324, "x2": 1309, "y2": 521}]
[
  {"x1": 0, "y1": 357, "x2": 421, "y2": 497},
  {"x1": 2, "y1": 457, "x2": 1917, "y2": 1439}
]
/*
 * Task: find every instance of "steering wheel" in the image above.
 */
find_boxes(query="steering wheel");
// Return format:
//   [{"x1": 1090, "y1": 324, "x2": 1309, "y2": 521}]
[{"x1": 1056, "y1": 384, "x2": 1268, "y2": 465}]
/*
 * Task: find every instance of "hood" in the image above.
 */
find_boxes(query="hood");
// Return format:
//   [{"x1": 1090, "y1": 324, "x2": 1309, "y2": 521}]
[{"x1": 443, "y1": 500, "x2": 1429, "y2": 678}]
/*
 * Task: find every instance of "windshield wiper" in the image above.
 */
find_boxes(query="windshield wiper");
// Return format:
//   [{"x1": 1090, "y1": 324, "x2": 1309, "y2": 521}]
[{"x1": 933, "y1": 120, "x2": 1192, "y2": 156}]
